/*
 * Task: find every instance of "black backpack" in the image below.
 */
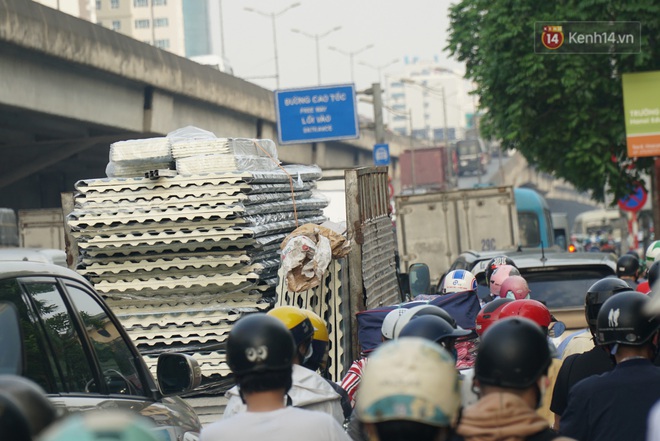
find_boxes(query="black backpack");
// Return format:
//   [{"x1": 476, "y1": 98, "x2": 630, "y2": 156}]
[{"x1": 526, "y1": 428, "x2": 562, "y2": 441}]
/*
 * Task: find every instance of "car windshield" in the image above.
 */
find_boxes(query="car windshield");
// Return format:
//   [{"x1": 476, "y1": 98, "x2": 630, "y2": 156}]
[{"x1": 475, "y1": 265, "x2": 614, "y2": 309}]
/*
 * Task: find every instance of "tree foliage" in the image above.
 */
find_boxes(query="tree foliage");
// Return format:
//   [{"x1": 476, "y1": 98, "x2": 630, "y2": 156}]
[{"x1": 446, "y1": 0, "x2": 660, "y2": 201}]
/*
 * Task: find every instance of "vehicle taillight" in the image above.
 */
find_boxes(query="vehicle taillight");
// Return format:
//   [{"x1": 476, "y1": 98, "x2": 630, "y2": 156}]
[{"x1": 568, "y1": 244, "x2": 576, "y2": 253}]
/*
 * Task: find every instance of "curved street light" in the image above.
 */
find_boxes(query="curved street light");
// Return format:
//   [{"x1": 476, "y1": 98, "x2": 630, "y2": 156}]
[
  {"x1": 291, "y1": 26, "x2": 342, "y2": 85},
  {"x1": 327, "y1": 43, "x2": 375, "y2": 83}
]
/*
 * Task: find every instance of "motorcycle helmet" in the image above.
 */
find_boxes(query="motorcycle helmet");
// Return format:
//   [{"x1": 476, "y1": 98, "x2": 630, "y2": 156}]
[
  {"x1": 226, "y1": 313, "x2": 295, "y2": 376},
  {"x1": 597, "y1": 291, "x2": 660, "y2": 346},
  {"x1": 39, "y1": 410, "x2": 160, "y2": 441},
  {"x1": 393, "y1": 305, "x2": 458, "y2": 338},
  {"x1": 399, "y1": 315, "x2": 471, "y2": 346},
  {"x1": 646, "y1": 241, "x2": 660, "y2": 265},
  {"x1": 267, "y1": 306, "x2": 314, "y2": 348},
  {"x1": 584, "y1": 277, "x2": 632, "y2": 335},
  {"x1": 498, "y1": 299, "x2": 552, "y2": 333},
  {"x1": 616, "y1": 254, "x2": 640, "y2": 278},
  {"x1": 0, "y1": 375, "x2": 56, "y2": 438},
  {"x1": 484, "y1": 255, "x2": 517, "y2": 286},
  {"x1": 381, "y1": 308, "x2": 408, "y2": 340},
  {"x1": 475, "y1": 298, "x2": 514, "y2": 336},
  {"x1": 648, "y1": 261, "x2": 660, "y2": 290},
  {"x1": 489, "y1": 265, "x2": 521, "y2": 296},
  {"x1": 300, "y1": 309, "x2": 329, "y2": 372},
  {"x1": 499, "y1": 275, "x2": 531, "y2": 300},
  {"x1": 441, "y1": 270, "x2": 477, "y2": 294},
  {"x1": 357, "y1": 337, "x2": 460, "y2": 427},
  {"x1": 475, "y1": 317, "x2": 551, "y2": 389}
]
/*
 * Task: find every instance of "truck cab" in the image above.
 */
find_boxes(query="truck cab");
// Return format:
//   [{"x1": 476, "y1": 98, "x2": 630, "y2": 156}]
[{"x1": 514, "y1": 187, "x2": 554, "y2": 249}]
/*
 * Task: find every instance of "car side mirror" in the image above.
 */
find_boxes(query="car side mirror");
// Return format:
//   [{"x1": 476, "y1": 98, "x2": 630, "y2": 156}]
[
  {"x1": 549, "y1": 321, "x2": 566, "y2": 339},
  {"x1": 157, "y1": 353, "x2": 202, "y2": 396},
  {"x1": 0, "y1": 302, "x2": 22, "y2": 376},
  {"x1": 408, "y1": 263, "x2": 431, "y2": 297}
]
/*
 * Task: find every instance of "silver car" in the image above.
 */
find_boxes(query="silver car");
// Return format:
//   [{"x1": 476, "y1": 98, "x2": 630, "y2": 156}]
[{"x1": 0, "y1": 256, "x2": 202, "y2": 440}]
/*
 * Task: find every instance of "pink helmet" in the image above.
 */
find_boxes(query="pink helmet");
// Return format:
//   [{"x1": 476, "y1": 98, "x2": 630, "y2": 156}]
[
  {"x1": 489, "y1": 265, "x2": 520, "y2": 296},
  {"x1": 499, "y1": 275, "x2": 531, "y2": 300}
]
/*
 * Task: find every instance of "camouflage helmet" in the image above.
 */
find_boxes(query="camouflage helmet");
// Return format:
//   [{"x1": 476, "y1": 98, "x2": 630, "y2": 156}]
[{"x1": 356, "y1": 337, "x2": 460, "y2": 427}]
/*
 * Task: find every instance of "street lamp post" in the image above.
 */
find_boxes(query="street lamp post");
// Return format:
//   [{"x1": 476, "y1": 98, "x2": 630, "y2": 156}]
[
  {"x1": 357, "y1": 58, "x2": 399, "y2": 86},
  {"x1": 328, "y1": 44, "x2": 374, "y2": 83},
  {"x1": 291, "y1": 26, "x2": 342, "y2": 85},
  {"x1": 244, "y1": 2, "x2": 300, "y2": 89}
]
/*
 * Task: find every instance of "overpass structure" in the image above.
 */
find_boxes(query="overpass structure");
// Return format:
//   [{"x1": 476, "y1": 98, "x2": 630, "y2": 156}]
[{"x1": 0, "y1": 0, "x2": 412, "y2": 210}]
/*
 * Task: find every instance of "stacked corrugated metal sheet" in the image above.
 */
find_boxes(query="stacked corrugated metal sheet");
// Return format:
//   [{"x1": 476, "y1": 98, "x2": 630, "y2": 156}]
[{"x1": 67, "y1": 134, "x2": 328, "y2": 383}]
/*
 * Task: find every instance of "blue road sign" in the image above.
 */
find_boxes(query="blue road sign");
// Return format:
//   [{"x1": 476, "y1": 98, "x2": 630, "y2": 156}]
[
  {"x1": 275, "y1": 84, "x2": 359, "y2": 145},
  {"x1": 618, "y1": 185, "x2": 647, "y2": 212},
  {"x1": 373, "y1": 143, "x2": 390, "y2": 166}
]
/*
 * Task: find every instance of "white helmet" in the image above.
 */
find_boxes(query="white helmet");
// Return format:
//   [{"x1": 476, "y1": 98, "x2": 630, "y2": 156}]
[
  {"x1": 381, "y1": 308, "x2": 407, "y2": 340},
  {"x1": 441, "y1": 270, "x2": 477, "y2": 294},
  {"x1": 356, "y1": 337, "x2": 460, "y2": 427},
  {"x1": 646, "y1": 241, "x2": 660, "y2": 265}
]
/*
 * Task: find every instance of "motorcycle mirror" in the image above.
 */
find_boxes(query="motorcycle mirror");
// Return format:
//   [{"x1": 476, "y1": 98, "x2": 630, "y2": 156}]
[{"x1": 408, "y1": 263, "x2": 431, "y2": 297}]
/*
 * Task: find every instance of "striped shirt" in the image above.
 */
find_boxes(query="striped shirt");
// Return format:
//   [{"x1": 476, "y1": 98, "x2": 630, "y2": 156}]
[{"x1": 339, "y1": 357, "x2": 368, "y2": 407}]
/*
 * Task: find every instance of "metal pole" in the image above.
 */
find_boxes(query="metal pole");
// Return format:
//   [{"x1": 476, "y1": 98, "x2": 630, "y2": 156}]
[
  {"x1": 441, "y1": 87, "x2": 454, "y2": 188},
  {"x1": 219, "y1": 0, "x2": 226, "y2": 59},
  {"x1": 315, "y1": 36, "x2": 322, "y2": 85},
  {"x1": 373, "y1": 83, "x2": 385, "y2": 144},
  {"x1": 350, "y1": 53, "x2": 355, "y2": 83},
  {"x1": 271, "y1": 14, "x2": 280, "y2": 88},
  {"x1": 409, "y1": 110, "x2": 417, "y2": 193}
]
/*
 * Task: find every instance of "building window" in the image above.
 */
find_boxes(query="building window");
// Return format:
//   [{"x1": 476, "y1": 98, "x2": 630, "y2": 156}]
[
  {"x1": 134, "y1": 0, "x2": 148, "y2": 6},
  {"x1": 112, "y1": 20, "x2": 121, "y2": 30},
  {"x1": 391, "y1": 92, "x2": 405, "y2": 100},
  {"x1": 153, "y1": 18, "x2": 168, "y2": 27},
  {"x1": 111, "y1": 0, "x2": 119, "y2": 8},
  {"x1": 96, "y1": 0, "x2": 101, "y2": 10},
  {"x1": 155, "y1": 39, "x2": 170, "y2": 49},
  {"x1": 135, "y1": 19, "x2": 150, "y2": 29},
  {"x1": 152, "y1": 0, "x2": 167, "y2": 5}
]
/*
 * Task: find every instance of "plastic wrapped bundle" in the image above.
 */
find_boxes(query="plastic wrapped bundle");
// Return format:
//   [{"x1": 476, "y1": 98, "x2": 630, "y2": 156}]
[
  {"x1": 176, "y1": 155, "x2": 279, "y2": 175},
  {"x1": 106, "y1": 161, "x2": 172, "y2": 178},
  {"x1": 109, "y1": 138, "x2": 172, "y2": 163},
  {"x1": 171, "y1": 138, "x2": 233, "y2": 159}
]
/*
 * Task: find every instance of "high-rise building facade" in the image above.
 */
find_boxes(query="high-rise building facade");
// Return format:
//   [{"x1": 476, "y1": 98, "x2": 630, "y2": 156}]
[
  {"x1": 33, "y1": 0, "x2": 97, "y2": 22},
  {"x1": 386, "y1": 59, "x2": 476, "y2": 144},
  {"x1": 95, "y1": 0, "x2": 186, "y2": 56}
]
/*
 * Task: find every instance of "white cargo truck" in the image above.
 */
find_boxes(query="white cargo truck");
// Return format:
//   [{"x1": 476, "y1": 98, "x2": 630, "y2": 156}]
[
  {"x1": 395, "y1": 185, "x2": 520, "y2": 283},
  {"x1": 18, "y1": 208, "x2": 66, "y2": 250}
]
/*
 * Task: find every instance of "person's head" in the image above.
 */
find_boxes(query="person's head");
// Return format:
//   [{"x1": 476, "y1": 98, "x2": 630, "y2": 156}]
[
  {"x1": 300, "y1": 309, "x2": 329, "y2": 372},
  {"x1": 39, "y1": 409, "x2": 160, "y2": 441},
  {"x1": 616, "y1": 254, "x2": 640, "y2": 280},
  {"x1": 585, "y1": 277, "x2": 632, "y2": 338},
  {"x1": 0, "y1": 375, "x2": 56, "y2": 441},
  {"x1": 485, "y1": 255, "x2": 517, "y2": 286},
  {"x1": 441, "y1": 270, "x2": 477, "y2": 295},
  {"x1": 489, "y1": 265, "x2": 520, "y2": 297},
  {"x1": 596, "y1": 291, "x2": 660, "y2": 358},
  {"x1": 382, "y1": 308, "x2": 407, "y2": 341},
  {"x1": 498, "y1": 275, "x2": 531, "y2": 300},
  {"x1": 398, "y1": 314, "x2": 471, "y2": 360},
  {"x1": 475, "y1": 298, "x2": 514, "y2": 336},
  {"x1": 267, "y1": 306, "x2": 314, "y2": 365},
  {"x1": 475, "y1": 317, "x2": 551, "y2": 408},
  {"x1": 227, "y1": 313, "x2": 295, "y2": 397},
  {"x1": 498, "y1": 299, "x2": 552, "y2": 335},
  {"x1": 648, "y1": 260, "x2": 660, "y2": 291},
  {"x1": 393, "y1": 305, "x2": 457, "y2": 339},
  {"x1": 356, "y1": 337, "x2": 460, "y2": 441}
]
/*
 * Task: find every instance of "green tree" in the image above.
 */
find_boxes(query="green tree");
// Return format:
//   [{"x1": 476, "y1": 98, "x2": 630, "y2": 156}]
[{"x1": 446, "y1": 0, "x2": 660, "y2": 201}]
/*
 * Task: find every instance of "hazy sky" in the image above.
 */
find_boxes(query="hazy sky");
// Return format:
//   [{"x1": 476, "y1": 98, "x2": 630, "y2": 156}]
[{"x1": 221, "y1": 0, "x2": 465, "y2": 98}]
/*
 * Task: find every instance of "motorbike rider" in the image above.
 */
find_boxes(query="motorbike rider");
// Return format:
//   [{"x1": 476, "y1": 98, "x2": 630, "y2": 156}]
[
  {"x1": 487, "y1": 264, "x2": 520, "y2": 305},
  {"x1": 224, "y1": 306, "x2": 344, "y2": 425},
  {"x1": 203, "y1": 313, "x2": 349, "y2": 441},
  {"x1": 498, "y1": 275, "x2": 531, "y2": 300},
  {"x1": 616, "y1": 253, "x2": 641, "y2": 289},
  {"x1": 559, "y1": 292, "x2": 660, "y2": 441},
  {"x1": 455, "y1": 317, "x2": 574, "y2": 441}
]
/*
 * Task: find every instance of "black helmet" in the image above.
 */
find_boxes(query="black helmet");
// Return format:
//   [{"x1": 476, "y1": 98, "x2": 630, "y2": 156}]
[
  {"x1": 226, "y1": 313, "x2": 296, "y2": 376},
  {"x1": 648, "y1": 261, "x2": 660, "y2": 290},
  {"x1": 585, "y1": 277, "x2": 632, "y2": 333},
  {"x1": 475, "y1": 317, "x2": 551, "y2": 389},
  {"x1": 596, "y1": 291, "x2": 660, "y2": 346},
  {"x1": 485, "y1": 255, "x2": 517, "y2": 286},
  {"x1": 398, "y1": 315, "x2": 472, "y2": 343},
  {"x1": 0, "y1": 375, "x2": 56, "y2": 438},
  {"x1": 0, "y1": 391, "x2": 31, "y2": 441},
  {"x1": 616, "y1": 254, "x2": 640, "y2": 278},
  {"x1": 410, "y1": 304, "x2": 457, "y2": 328}
]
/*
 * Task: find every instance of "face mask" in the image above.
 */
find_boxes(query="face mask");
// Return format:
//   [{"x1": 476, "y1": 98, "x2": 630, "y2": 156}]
[{"x1": 303, "y1": 342, "x2": 314, "y2": 364}]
